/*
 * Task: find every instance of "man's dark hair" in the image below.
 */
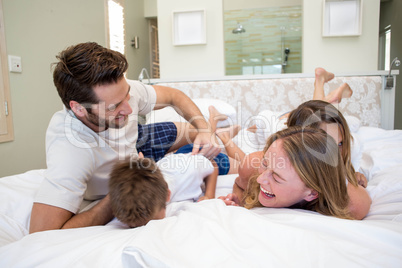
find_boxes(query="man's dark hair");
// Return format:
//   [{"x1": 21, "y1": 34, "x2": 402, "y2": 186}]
[{"x1": 53, "y1": 42, "x2": 128, "y2": 109}]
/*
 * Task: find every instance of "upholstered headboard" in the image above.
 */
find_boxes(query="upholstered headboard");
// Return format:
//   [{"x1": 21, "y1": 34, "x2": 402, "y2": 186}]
[{"x1": 157, "y1": 75, "x2": 383, "y2": 128}]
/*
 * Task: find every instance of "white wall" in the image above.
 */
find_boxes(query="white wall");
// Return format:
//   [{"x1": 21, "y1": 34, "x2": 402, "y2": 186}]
[
  {"x1": 302, "y1": 0, "x2": 380, "y2": 73},
  {"x1": 157, "y1": 0, "x2": 225, "y2": 79},
  {"x1": 144, "y1": 0, "x2": 157, "y2": 18},
  {"x1": 0, "y1": 0, "x2": 106, "y2": 177}
]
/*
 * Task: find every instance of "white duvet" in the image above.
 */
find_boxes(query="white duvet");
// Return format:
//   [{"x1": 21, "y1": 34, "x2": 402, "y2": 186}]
[{"x1": 0, "y1": 127, "x2": 402, "y2": 267}]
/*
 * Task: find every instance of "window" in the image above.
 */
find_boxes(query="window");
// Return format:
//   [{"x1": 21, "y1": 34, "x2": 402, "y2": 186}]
[
  {"x1": 378, "y1": 26, "x2": 391, "y2": 70},
  {"x1": 384, "y1": 29, "x2": 391, "y2": 70},
  {"x1": 0, "y1": 0, "x2": 14, "y2": 143},
  {"x1": 106, "y1": 0, "x2": 125, "y2": 54}
]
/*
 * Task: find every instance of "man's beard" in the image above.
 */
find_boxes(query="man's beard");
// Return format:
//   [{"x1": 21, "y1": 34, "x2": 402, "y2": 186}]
[{"x1": 86, "y1": 112, "x2": 127, "y2": 129}]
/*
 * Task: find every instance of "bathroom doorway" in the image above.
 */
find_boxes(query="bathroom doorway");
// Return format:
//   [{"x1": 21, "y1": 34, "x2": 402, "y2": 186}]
[{"x1": 149, "y1": 18, "x2": 160, "y2": 78}]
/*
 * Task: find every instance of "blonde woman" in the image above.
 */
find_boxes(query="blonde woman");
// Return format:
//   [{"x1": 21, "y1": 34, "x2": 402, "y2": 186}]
[{"x1": 219, "y1": 126, "x2": 371, "y2": 220}]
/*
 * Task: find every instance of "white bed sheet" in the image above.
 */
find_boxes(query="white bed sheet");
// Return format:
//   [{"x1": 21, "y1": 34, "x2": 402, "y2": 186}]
[
  {"x1": 0, "y1": 173, "x2": 402, "y2": 268},
  {"x1": 0, "y1": 127, "x2": 402, "y2": 267}
]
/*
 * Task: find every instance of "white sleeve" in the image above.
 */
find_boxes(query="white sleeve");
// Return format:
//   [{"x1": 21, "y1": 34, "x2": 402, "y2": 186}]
[
  {"x1": 35, "y1": 138, "x2": 95, "y2": 213},
  {"x1": 157, "y1": 154, "x2": 214, "y2": 202},
  {"x1": 127, "y1": 79, "x2": 156, "y2": 115}
]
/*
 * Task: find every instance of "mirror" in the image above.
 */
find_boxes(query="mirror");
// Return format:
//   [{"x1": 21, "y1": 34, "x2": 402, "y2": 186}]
[
  {"x1": 223, "y1": 0, "x2": 302, "y2": 75},
  {"x1": 132, "y1": 0, "x2": 303, "y2": 79}
]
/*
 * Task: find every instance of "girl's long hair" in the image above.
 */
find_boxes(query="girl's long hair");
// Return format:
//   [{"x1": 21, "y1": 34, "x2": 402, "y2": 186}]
[{"x1": 287, "y1": 100, "x2": 358, "y2": 187}]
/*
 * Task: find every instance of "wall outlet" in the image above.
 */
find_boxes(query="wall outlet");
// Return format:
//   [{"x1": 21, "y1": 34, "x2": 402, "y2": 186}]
[{"x1": 8, "y1": 55, "x2": 22, "y2": 73}]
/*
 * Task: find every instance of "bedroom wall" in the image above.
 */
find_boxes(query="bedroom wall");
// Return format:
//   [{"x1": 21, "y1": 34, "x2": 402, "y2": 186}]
[
  {"x1": 157, "y1": 0, "x2": 225, "y2": 79},
  {"x1": 0, "y1": 0, "x2": 106, "y2": 177},
  {"x1": 302, "y1": 0, "x2": 380, "y2": 73}
]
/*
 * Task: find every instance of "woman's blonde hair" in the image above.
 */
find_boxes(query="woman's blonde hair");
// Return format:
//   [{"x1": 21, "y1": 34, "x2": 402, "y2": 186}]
[
  {"x1": 243, "y1": 126, "x2": 352, "y2": 219},
  {"x1": 287, "y1": 100, "x2": 358, "y2": 187}
]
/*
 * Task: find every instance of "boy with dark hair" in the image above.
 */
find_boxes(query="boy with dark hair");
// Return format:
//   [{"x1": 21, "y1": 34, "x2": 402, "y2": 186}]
[{"x1": 109, "y1": 154, "x2": 217, "y2": 228}]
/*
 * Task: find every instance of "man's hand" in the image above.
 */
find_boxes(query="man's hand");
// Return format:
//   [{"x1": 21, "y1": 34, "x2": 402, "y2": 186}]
[{"x1": 191, "y1": 131, "x2": 221, "y2": 159}]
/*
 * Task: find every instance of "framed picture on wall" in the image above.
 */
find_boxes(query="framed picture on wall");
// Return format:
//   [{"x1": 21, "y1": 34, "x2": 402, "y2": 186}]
[
  {"x1": 322, "y1": 0, "x2": 363, "y2": 37},
  {"x1": 172, "y1": 10, "x2": 206, "y2": 46}
]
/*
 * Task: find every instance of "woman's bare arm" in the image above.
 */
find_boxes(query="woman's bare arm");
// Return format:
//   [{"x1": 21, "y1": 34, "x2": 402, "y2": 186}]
[{"x1": 347, "y1": 184, "x2": 372, "y2": 220}]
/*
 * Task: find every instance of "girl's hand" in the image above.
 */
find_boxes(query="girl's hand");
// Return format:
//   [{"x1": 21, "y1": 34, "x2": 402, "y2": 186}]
[
  {"x1": 218, "y1": 193, "x2": 240, "y2": 206},
  {"x1": 356, "y1": 172, "x2": 368, "y2": 188}
]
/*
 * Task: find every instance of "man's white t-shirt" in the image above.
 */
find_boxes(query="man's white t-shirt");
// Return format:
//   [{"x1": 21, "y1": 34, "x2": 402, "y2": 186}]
[{"x1": 34, "y1": 80, "x2": 156, "y2": 213}]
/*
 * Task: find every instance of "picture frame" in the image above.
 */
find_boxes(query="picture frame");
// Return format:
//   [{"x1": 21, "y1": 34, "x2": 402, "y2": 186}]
[
  {"x1": 322, "y1": 0, "x2": 363, "y2": 37},
  {"x1": 172, "y1": 9, "x2": 206, "y2": 46}
]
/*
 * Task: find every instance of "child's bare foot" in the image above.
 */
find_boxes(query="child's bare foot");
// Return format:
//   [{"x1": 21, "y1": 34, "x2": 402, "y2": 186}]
[
  {"x1": 314, "y1": 68, "x2": 335, "y2": 100},
  {"x1": 209, "y1": 105, "x2": 228, "y2": 122},
  {"x1": 325, "y1": 83, "x2": 353, "y2": 104},
  {"x1": 315, "y1": 67, "x2": 334, "y2": 83},
  {"x1": 246, "y1": 124, "x2": 257, "y2": 133},
  {"x1": 216, "y1": 125, "x2": 241, "y2": 143}
]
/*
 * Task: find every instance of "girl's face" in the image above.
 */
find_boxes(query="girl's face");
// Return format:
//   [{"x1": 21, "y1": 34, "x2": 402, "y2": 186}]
[
  {"x1": 257, "y1": 140, "x2": 316, "y2": 208},
  {"x1": 320, "y1": 123, "x2": 343, "y2": 156}
]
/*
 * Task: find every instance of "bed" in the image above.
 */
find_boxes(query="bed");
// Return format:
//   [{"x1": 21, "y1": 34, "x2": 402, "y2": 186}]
[{"x1": 1, "y1": 74, "x2": 402, "y2": 267}]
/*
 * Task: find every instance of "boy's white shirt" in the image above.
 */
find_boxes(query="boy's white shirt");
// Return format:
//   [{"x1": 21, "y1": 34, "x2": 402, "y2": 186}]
[{"x1": 157, "y1": 153, "x2": 214, "y2": 203}]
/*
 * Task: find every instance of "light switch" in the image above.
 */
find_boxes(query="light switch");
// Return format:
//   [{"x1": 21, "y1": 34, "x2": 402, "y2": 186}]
[{"x1": 8, "y1": 55, "x2": 22, "y2": 73}]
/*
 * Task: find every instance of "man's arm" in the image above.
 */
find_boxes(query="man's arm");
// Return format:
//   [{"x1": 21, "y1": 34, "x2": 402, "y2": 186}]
[
  {"x1": 29, "y1": 195, "x2": 114, "y2": 233},
  {"x1": 30, "y1": 203, "x2": 73, "y2": 233},
  {"x1": 153, "y1": 85, "x2": 220, "y2": 158}
]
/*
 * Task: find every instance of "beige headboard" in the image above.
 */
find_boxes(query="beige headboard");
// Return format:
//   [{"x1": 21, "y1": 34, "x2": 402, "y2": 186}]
[{"x1": 158, "y1": 75, "x2": 383, "y2": 128}]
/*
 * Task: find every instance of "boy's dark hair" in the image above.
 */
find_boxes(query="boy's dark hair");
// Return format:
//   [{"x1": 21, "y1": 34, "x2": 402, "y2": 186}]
[
  {"x1": 53, "y1": 42, "x2": 128, "y2": 110},
  {"x1": 109, "y1": 158, "x2": 168, "y2": 227}
]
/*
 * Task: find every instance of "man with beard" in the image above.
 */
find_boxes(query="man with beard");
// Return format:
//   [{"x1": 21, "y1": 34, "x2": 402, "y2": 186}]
[{"x1": 29, "y1": 42, "x2": 220, "y2": 233}]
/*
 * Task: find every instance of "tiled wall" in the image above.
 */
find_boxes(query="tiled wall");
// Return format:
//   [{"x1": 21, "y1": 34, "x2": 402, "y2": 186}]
[{"x1": 224, "y1": 5, "x2": 302, "y2": 75}]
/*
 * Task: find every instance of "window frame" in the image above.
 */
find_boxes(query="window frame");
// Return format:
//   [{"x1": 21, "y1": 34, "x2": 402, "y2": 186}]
[
  {"x1": 0, "y1": 0, "x2": 14, "y2": 143},
  {"x1": 105, "y1": 0, "x2": 125, "y2": 55}
]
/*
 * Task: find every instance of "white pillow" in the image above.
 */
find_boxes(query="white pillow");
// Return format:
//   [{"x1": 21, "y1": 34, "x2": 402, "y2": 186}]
[
  {"x1": 254, "y1": 110, "x2": 287, "y2": 146},
  {"x1": 146, "y1": 98, "x2": 237, "y2": 128},
  {"x1": 356, "y1": 127, "x2": 402, "y2": 180},
  {"x1": 0, "y1": 169, "x2": 45, "y2": 247},
  {"x1": 344, "y1": 116, "x2": 361, "y2": 133},
  {"x1": 146, "y1": 106, "x2": 184, "y2": 124}
]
